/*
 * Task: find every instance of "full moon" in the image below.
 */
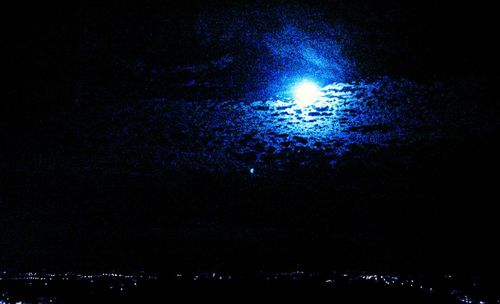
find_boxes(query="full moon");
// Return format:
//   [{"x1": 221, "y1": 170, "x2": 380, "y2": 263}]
[{"x1": 293, "y1": 80, "x2": 322, "y2": 107}]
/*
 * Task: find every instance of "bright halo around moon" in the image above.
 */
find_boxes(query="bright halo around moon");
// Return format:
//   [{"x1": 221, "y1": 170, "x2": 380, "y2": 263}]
[{"x1": 293, "y1": 80, "x2": 322, "y2": 107}]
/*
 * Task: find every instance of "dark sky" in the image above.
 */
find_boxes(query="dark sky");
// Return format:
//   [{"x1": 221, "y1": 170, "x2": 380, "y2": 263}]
[{"x1": 4, "y1": 0, "x2": 499, "y2": 273}]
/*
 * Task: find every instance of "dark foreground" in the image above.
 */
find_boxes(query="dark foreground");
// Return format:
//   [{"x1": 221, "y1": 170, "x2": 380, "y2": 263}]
[{"x1": 1, "y1": 271, "x2": 498, "y2": 303}]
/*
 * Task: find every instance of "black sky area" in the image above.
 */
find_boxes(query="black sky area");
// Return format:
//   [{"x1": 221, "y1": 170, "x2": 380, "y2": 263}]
[
  {"x1": 4, "y1": 0, "x2": 500, "y2": 276},
  {"x1": 9, "y1": 1, "x2": 498, "y2": 114}
]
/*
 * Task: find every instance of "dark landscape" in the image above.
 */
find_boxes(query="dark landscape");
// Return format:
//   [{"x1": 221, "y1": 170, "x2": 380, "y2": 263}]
[{"x1": 4, "y1": 0, "x2": 499, "y2": 302}]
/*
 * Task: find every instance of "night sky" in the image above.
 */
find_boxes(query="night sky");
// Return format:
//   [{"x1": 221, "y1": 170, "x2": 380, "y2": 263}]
[{"x1": 5, "y1": 0, "x2": 500, "y2": 280}]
